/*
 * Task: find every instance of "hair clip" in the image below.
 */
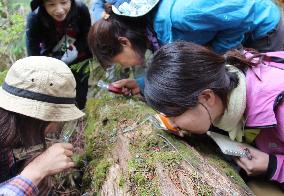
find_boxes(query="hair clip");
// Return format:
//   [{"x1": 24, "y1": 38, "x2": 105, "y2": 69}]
[{"x1": 102, "y1": 11, "x2": 110, "y2": 20}]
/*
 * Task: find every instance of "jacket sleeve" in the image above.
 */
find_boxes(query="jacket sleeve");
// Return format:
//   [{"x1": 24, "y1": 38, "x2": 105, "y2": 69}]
[
  {"x1": 210, "y1": 28, "x2": 246, "y2": 53},
  {"x1": 269, "y1": 102, "x2": 284, "y2": 183},
  {"x1": 75, "y1": 3, "x2": 92, "y2": 60},
  {"x1": 0, "y1": 175, "x2": 39, "y2": 196},
  {"x1": 25, "y1": 12, "x2": 41, "y2": 56},
  {"x1": 269, "y1": 155, "x2": 284, "y2": 183},
  {"x1": 154, "y1": 0, "x2": 254, "y2": 53},
  {"x1": 90, "y1": 0, "x2": 106, "y2": 23}
]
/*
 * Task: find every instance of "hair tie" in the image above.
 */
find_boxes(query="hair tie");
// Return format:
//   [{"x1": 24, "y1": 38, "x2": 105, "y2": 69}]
[{"x1": 102, "y1": 11, "x2": 110, "y2": 20}]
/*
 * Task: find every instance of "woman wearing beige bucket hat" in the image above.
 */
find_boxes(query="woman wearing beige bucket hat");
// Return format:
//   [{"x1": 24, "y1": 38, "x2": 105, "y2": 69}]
[{"x1": 0, "y1": 56, "x2": 84, "y2": 195}]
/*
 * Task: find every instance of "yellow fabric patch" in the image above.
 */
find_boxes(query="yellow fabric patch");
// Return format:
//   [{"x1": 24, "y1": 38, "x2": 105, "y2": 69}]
[{"x1": 244, "y1": 129, "x2": 261, "y2": 144}]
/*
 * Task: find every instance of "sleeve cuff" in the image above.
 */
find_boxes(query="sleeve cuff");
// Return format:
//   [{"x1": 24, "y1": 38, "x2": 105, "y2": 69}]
[
  {"x1": 16, "y1": 175, "x2": 39, "y2": 195},
  {"x1": 135, "y1": 76, "x2": 145, "y2": 95},
  {"x1": 265, "y1": 154, "x2": 277, "y2": 180}
]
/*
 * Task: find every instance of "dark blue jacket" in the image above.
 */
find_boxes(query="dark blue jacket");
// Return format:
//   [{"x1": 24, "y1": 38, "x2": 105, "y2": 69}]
[{"x1": 26, "y1": 0, "x2": 91, "y2": 65}]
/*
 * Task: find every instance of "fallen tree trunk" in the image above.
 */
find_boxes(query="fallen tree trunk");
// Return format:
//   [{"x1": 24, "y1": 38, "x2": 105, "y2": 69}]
[{"x1": 81, "y1": 93, "x2": 254, "y2": 196}]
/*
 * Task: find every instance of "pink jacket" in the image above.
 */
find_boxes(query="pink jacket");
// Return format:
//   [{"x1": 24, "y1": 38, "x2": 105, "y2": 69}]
[{"x1": 245, "y1": 51, "x2": 284, "y2": 183}]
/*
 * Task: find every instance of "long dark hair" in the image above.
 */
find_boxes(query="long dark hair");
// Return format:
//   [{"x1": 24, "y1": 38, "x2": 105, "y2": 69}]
[
  {"x1": 0, "y1": 107, "x2": 49, "y2": 150},
  {"x1": 144, "y1": 42, "x2": 252, "y2": 117},
  {"x1": 88, "y1": 4, "x2": 149, "y2": 68}
]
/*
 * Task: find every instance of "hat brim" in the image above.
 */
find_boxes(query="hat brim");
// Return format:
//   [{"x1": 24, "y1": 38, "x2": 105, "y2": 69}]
[
  {"x1": 112, "y1": 0, "x2": 160, "y2": 17},
  {"x1": 0, "y1": 87, "x2": 84, "y2": 122}
]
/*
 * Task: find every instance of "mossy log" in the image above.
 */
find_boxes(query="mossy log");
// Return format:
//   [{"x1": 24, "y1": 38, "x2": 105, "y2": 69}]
[{"x1": 81, "y1": 92, "x2": 254, "y2": 196}]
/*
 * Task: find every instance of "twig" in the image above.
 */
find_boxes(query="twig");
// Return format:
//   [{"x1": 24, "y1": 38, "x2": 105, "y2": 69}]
[
  {"x1": 122, "y1": 116, "x2": 151, "y2": 134},
  {"x1": 157, "y1": 134, "x2": 192, "y2": 166}
]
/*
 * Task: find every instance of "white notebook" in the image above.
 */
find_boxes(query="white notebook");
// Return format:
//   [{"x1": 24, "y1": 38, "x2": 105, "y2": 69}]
[{"x1": 207, "y1": 131, "x2": 251, "y2": 158}]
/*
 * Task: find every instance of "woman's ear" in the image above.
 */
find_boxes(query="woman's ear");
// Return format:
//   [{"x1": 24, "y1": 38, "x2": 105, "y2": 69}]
[
  {"x1": 198, "y1": 89, "x2": 216, "y2": 107},
  {"x1": 118, "y1": 37, "x2": 131, "y2": 47}
]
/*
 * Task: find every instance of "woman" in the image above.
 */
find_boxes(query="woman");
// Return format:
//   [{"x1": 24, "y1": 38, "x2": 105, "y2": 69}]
[
  {"x1": 88, "y1": 0, "x2": 284, "y2": 95},
  {"x1": 144, "y1": 41, "x2": 284, "y2": 192},
  {"x1": 0, "y1": 56, "x2": 84, "y2": 195},
  {"x1": 26, "y1": 0, "x2": 92, "y2": 109}
]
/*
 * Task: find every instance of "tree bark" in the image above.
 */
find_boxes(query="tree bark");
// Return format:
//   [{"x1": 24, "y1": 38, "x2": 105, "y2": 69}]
[{"x1": 81, "y1": 94, "x2": 254, "y2": 196}]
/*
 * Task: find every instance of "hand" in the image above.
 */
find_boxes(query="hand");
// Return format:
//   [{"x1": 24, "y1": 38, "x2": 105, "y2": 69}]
[
  {"x1": 61, "y1": 45, "x2": 78, "y2": 64},
  {"x1": 234, "y1": 147, "x2": 269, "y2": 176},
  {"x1": 20, "y1": 143, "x2": 75, "y2": 186},
  {"x1": 112, "y1": 79, "x2": 141, "y2": 96}
]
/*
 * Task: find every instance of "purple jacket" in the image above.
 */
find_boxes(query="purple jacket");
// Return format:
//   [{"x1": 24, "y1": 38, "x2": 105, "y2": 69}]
[{"x1": 245, "y1": 51, "x2": 284, "y2": 183}]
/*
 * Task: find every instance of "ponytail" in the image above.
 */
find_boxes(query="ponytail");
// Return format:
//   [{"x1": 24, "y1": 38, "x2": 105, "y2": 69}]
[{"x1": 223, "y1": 49, "x2": 251, "y2": 71}]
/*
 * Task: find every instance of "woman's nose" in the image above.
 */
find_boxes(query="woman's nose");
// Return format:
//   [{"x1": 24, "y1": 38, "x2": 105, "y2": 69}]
[
  {"x1": 55, "y1": 6, "x2": 64, "y2": 14},
  {"x1": 168, "y1": 117, "x2": 178, "y2": 128}
]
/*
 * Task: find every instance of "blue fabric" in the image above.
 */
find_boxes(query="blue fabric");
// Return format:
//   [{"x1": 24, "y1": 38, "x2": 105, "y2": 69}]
[
  {"x1": 90, "y1": 0, "x2": 280, "y2": 91},
  {"x1": 91, "y1": 0, "x2": 280, "y2": 53},
  {"x1": 152, "y1": 0, "x2": 280, "y2": 53},
  {"x1": 135, "y1": 76, "x2": 145, "y2": 94}
]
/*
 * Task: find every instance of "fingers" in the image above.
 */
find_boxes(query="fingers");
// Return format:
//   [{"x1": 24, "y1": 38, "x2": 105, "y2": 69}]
[
  {"x1": 243, "y1": 146, "x2": 261, "y2": 156},
  {"x1": 234, "y1": 157, "x2": 252, "y2": 175},
  {"x1": 67, "y1": 161, "x2": 75, "y2": 168},
  {"x1": 131, "y1": 87, "x2": 140, "y2": 95},
  {"x1": 238, "y1": 156, "x2": 253, "y2": 168},
  {"x1": 112, "y1": 79, "x2": 141, "y2": 96},
  {"x1": 121, "y1": 87, "x2": 132, "y2": 96},
  {"x1": 54, "y1": 143, "x2": 74, "y2": 157},
  {"x1": 60, "y1": 143, "x2": 74, "y2": 150},
  {"x1": 112, "y1": 79, "x2": 130, "y2": 88},
  {"x1": 112, "y1": 79, "x2": 138, "y2": 89},
  {"x1": 64, "y1": 149, "x2": 74, "y2": 157},
  {"x1": 235, "y1": 157, "x2": 248, "y2": 168},
  {"x1": 234, "y1": 157, "x2": 246, "y2": 169}
]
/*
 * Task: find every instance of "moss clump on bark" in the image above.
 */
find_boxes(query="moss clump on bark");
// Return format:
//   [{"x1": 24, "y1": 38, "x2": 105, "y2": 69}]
[{"x1": 80, "y1": 92, "x2": 253, "y2": 195}]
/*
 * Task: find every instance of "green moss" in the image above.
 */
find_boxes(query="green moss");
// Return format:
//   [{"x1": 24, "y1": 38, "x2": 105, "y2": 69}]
[
  {"x1": 165, "y1": 133, "x2": 201, "y2": 167},
  {"x1": 0, "y1": 70, "x2": 7, "y2": 84},
  {"x1": 186, "y1": 133, "x2": 247, "y2": 188},
  {"x1": 82, "y1": 92, "x2": 156, "y2": 193},
  {"x1": 128, "y1": 132, "x2": 192, "y2": 196},
  {"x1": 132, "y1": 171, "x2": 159, "y2": 196},
  {"x1": 72, "y1": 154, "x2": 84, "y2": 167},
  {"x1": 207, "y1": 154, "x2": 247, "y2": 188},
  {"x1": 82, "y1": 90, "x2": 247, "y2": 194},
  {"x1": 197, "y1": 184, "x2": 213, "y2": 196},
  {"x1": 119, "y1": 177, "x2": 126, "y2": 188},
  {"x1": 134, "y1": 172, "x2": 147, "y2": 186},
  {"x1": 93, "y1": 159, "x2": 111, "y2": 191}
]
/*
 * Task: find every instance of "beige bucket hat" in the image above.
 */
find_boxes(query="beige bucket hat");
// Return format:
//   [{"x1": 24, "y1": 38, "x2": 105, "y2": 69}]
[{"x1": 0, "y1": 56, "x2": 84, "y2": 121}]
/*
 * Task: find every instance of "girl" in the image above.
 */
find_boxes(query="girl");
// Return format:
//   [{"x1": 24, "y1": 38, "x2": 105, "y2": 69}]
[
  {"x1": 144, "y1": 41, "x2": 284, "y2": 190},
  {"x1": 0, "y1": 56, "x2": 84, "y2": 195},
  {"x1": 88, "y1": 0, "x2": 284, "y2": 95},
  {"x1": 26, "y1": 0, "x2": 92, "y2": 109}
]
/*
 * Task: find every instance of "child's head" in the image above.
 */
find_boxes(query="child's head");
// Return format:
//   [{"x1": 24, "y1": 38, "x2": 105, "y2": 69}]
[
  {"x1": 88, "y1": 6, "x2": 148, "y2": 69},
  {"x1": 31, "y1": 0, "x2": 73, "y2": 22},
  {"x1": 144, "y1": 42, "x2": 249, "y2": 134}
]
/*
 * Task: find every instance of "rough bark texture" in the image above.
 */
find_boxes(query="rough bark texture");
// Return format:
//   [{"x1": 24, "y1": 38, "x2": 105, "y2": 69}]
[{"x1": 80, "y1": 93, "x2": 254, "y2": 196}]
